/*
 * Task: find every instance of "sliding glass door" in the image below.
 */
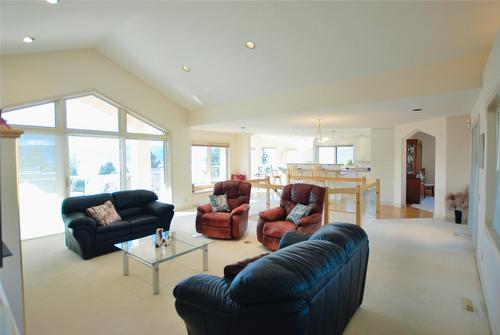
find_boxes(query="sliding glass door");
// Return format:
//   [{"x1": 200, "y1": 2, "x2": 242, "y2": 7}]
[
  {"x1": 126, "y1": 140, "x2": 167, "y2": 200},
  {"x1": 68, "y1": 136, "x2": 121, "y2": 196},
  {"x1": 18, "y1": 133, "x2": 65, "y2": 239}
]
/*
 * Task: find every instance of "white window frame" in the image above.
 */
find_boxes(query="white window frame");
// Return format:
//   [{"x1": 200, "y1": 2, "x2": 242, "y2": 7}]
[
  {"x1": 191, "y1": 143, "x2": 229, "y2": 192},
  {"x1": 2, "y1": 91, "x2": 171, "y2": 201}
]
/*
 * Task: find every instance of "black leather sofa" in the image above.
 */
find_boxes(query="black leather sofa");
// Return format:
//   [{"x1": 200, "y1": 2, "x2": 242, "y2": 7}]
[
  {"x1": 62, "y1": 190, "x2": 174, "y2": 259},
  {"x1": 173, "y1": 223, "x2": 369, "y2": 335}
]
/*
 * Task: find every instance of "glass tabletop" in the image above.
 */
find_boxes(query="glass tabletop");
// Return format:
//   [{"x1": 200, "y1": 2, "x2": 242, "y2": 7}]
[{"x1": 115, "y1": 231, "x2": 214, "y2": 266}]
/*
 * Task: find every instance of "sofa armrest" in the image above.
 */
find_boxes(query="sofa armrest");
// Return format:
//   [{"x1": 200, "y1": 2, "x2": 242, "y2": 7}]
[
  {"x1": 278, "y1": 231, "x2": 311, "y2": 249},
  {"x1": 63, "y1": 212, "x2": 97, "y2": 231},
  {"x1": 297, "y1": 213, "x2": 322, "y2": 226},
  {"x1": 231, "y1": 203, "x2": 250, "y2": 216},
  {"x1": 144, "y1": 201, "x2": 175, "y2": 217},
  {"x1": 197, "y1": 203, "x2": 212, "y2": 214},
  {"x1": 174, "y1": 274, "x2": 238, "y2": 313},
  {"x1": 258, "y1": 207, "x2": 286, "y2": 221}
]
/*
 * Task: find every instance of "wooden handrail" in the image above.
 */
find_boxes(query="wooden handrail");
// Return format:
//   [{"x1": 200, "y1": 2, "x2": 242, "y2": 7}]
[
  {"x1": 247, "y1": 176, "x2": 381, "y2": 226},
  {"x1": 289, "y1": 175, "x2": 368, "y2": 183}
]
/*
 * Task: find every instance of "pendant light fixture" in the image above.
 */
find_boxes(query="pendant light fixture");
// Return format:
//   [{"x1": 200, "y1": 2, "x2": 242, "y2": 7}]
[{"x1": 316, "y1": 119, "x2": 328, "y2": 143}]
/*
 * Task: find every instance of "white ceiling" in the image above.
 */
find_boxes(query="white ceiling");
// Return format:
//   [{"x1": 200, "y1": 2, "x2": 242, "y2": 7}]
[{"x1": 1, "y1": 1, "x2": 499, "y2": 132}]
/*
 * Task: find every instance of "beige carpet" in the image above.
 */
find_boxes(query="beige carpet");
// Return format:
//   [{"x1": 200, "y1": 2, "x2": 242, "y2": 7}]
[{"x1": 22, "y1": 214, "x2": 490, "y2": 335}]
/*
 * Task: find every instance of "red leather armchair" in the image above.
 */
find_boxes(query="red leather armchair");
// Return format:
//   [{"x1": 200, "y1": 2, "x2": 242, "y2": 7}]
[
  {"x1": 196, "y1": 181, "x2": 252, "y2": 239},
  {"x1": 257, "y1": 183, "x2": 327, "y2": 250}
]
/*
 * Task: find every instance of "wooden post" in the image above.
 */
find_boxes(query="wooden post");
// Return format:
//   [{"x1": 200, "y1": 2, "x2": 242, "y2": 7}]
[
  {"x1": 355, "y1": 185, "x2": 361, "y2": 226},
  {"x1": 323, "y1": 187, "x2": 329, "y2": 225},
  {"x1": 375, "y1": 178, "x2": 381, "y2": 219},
  {"x1": 265, "y1": 176, "x2": 271, "y2": 209}
]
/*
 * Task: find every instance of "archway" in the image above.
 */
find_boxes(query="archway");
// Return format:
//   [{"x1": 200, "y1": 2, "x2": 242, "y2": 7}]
[
  {"x1": 403, "y1": 131, "x2": 436, "y2": 213},
  {"x1": 395, "y1": 119, "x2": 447, "y2": 219}
]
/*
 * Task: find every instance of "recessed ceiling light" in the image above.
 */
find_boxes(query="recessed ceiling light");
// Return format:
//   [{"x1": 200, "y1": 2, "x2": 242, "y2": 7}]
[
  {"x1": 22, "y1": 36, "x2": 34, "y2": 43},
  {"x1": 412, "y1": 108, "x2": 423, "y2": 112},
  {"x1": 46, "y1": 0, "x2": 59, "y2": 4},
  {"x1": 182, "y1": 65, "x2": 191, "y2": 72},
  {"x1": 245, "y1": 41, "x2": 256, "y2": 49}
]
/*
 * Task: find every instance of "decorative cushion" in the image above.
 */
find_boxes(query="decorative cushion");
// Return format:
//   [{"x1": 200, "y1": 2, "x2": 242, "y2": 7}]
[
  {"x1": 286, "y1": 204, "x2": 312, "y2": 224},
  {"x1": 86, "y1": 200, "x2": 121, "y2": 226},
  {"x1": 209, "y1": 194, "x2": 229, "y2": 212},
  {"x1": 224, "y1": 253, "x2": 269, "y2": 280}
]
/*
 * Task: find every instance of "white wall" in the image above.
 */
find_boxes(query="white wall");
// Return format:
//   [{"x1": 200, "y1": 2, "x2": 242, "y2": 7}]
[
  {"x1": 410, "y1": 131, "x2": 436, "y2": 184},
  {"x1": 446, "y1": 115, "x2": 471, "y2": 195},
  {"x1": 251, "y1": 135, "x2": 315, "y2": 166},
  {"x1": 470, "y1": 30, "x2": 500, "y2": 335},
  {"x1": 370, "y1": 128, "x2": 395, "y2": 203},
  {"x1": 0, "y1": 49, "x2": 193, "y2": 209}
]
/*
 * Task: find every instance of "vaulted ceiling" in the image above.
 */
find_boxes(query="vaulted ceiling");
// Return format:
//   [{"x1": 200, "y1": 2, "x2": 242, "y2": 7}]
[{"x1": 1, "y1": 1, "x2": 499, "y2": 134}]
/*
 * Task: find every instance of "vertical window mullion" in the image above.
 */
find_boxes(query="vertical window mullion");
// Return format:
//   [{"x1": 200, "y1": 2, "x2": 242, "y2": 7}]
[
  {"x1": 120, "y1": 138, "x2": 127, "y2": 191},
  {"x1": 207, "y1": 146, "x2": 212, "y2": 184},
  {"x1": 118, "y1": 108, "x2": 127, "y2": 191},
  {"x1": 57, "y1": 99, "x2": 71, "y2": 197}
]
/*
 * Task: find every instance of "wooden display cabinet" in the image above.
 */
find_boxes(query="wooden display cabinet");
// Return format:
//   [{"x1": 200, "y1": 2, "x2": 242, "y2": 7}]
[{"x1": 406, "y1": 139, "x2": 424, "y2": 204}]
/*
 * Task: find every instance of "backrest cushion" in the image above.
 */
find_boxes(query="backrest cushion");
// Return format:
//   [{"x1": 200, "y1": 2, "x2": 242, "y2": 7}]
[
  {"x1": 112, "y1": 189, "x2": 158, "y2": 210},
  {"x1": 310, "y1": 223, "x2": 368, "y2": 256},
  {"x1": 118, "y1": 207, "x2": 143, "y2": 219},
  {"x1": 213, "y1": 181, "x2": 252, "y2": 210},
  {"x1": 280, "y1": 183, "x2": 327, "y2": 215},
  {"x1": 62, "y1": 193, "x2": 113, "y2": 215},
  {"x1": 230, "y1": 240, "x2": 346, "y2": 303}
]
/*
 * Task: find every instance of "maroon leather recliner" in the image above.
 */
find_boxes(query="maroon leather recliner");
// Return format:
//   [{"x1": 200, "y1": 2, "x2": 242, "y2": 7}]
[
  {"x1": 196, "y1": 181, "x2": 252, "y2": 239},
  {"x1": 257, "y1": 183, "x2": 327, "y2": 250}
]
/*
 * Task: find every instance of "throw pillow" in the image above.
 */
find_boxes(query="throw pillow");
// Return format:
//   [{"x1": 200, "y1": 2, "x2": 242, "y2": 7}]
[
  {"x1": 86, "y1": 200, "x2": 121, "y2": 226},
  {"x1": 209, "y1": 194, "x2": 229, "y2": 212},
  {"x1": 223, "y1": 253, "x2": 269, "y2": 280},
  {"x1": 286, "y1": 203, "x2": 312, "y2": 224}
]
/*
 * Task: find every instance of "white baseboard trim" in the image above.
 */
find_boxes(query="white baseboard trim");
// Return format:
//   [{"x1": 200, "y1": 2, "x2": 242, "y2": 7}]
[{"x1": 433, "y1": 214, "x2": 446, "y2": 220}]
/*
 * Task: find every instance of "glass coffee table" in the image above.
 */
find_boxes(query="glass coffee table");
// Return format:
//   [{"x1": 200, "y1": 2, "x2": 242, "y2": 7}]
[{"x1": 115, "y1": 231, "x2": 214, "y2": 295}]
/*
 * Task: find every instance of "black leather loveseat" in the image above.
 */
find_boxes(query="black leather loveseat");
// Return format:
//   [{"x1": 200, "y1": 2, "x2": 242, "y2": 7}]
[
  {"x1": 173, "y1": 223, "x2": 369, "y2": 335},
  {"x1": 62, "y1": 190, "x2": 174, "y2": 259}
]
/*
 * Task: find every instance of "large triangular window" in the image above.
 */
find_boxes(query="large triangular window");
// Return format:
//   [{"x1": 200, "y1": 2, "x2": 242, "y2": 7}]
[
  {"x1": 126, "y1": 114, "x2": 163, "y2": 135},
  {"x1": 2, "y1": 102, "x2": 55, "y2": 127}
]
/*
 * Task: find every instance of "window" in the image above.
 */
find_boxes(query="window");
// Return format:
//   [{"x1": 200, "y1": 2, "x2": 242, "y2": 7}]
[
  {"x1": 66, "y1": 95, "x2": 119, "y2": 131},
  {"x1": 317, "y1": 145, "x2": 354, "y2": 165},
  {"x1": 5, "y1": 93, "x2": 169, "y2": 240},
  {"x1": 68, "y1": 136, "x2": 121, "y2": 196},
  {"x1": 191, "y1": 144, "x2": 228, "y2": 189},
  {"x1": 126, "y1": 140, "x2": 166, "y2": 198},
  {"x1": 18, "y1": 134, "x2": 60, "y2": 239},
  {"x1": 2, "y1": 102, "x2": 55, "y2": 127},
  {"x1": 262, "y1": 147, "x2": 280, "y2": 166},
  {"x1": 336, "y1": 146, "x2": 354, "y2": 165},
  {"x1": 127, "y1": 114, "x2": 163, "y2": 135}
]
